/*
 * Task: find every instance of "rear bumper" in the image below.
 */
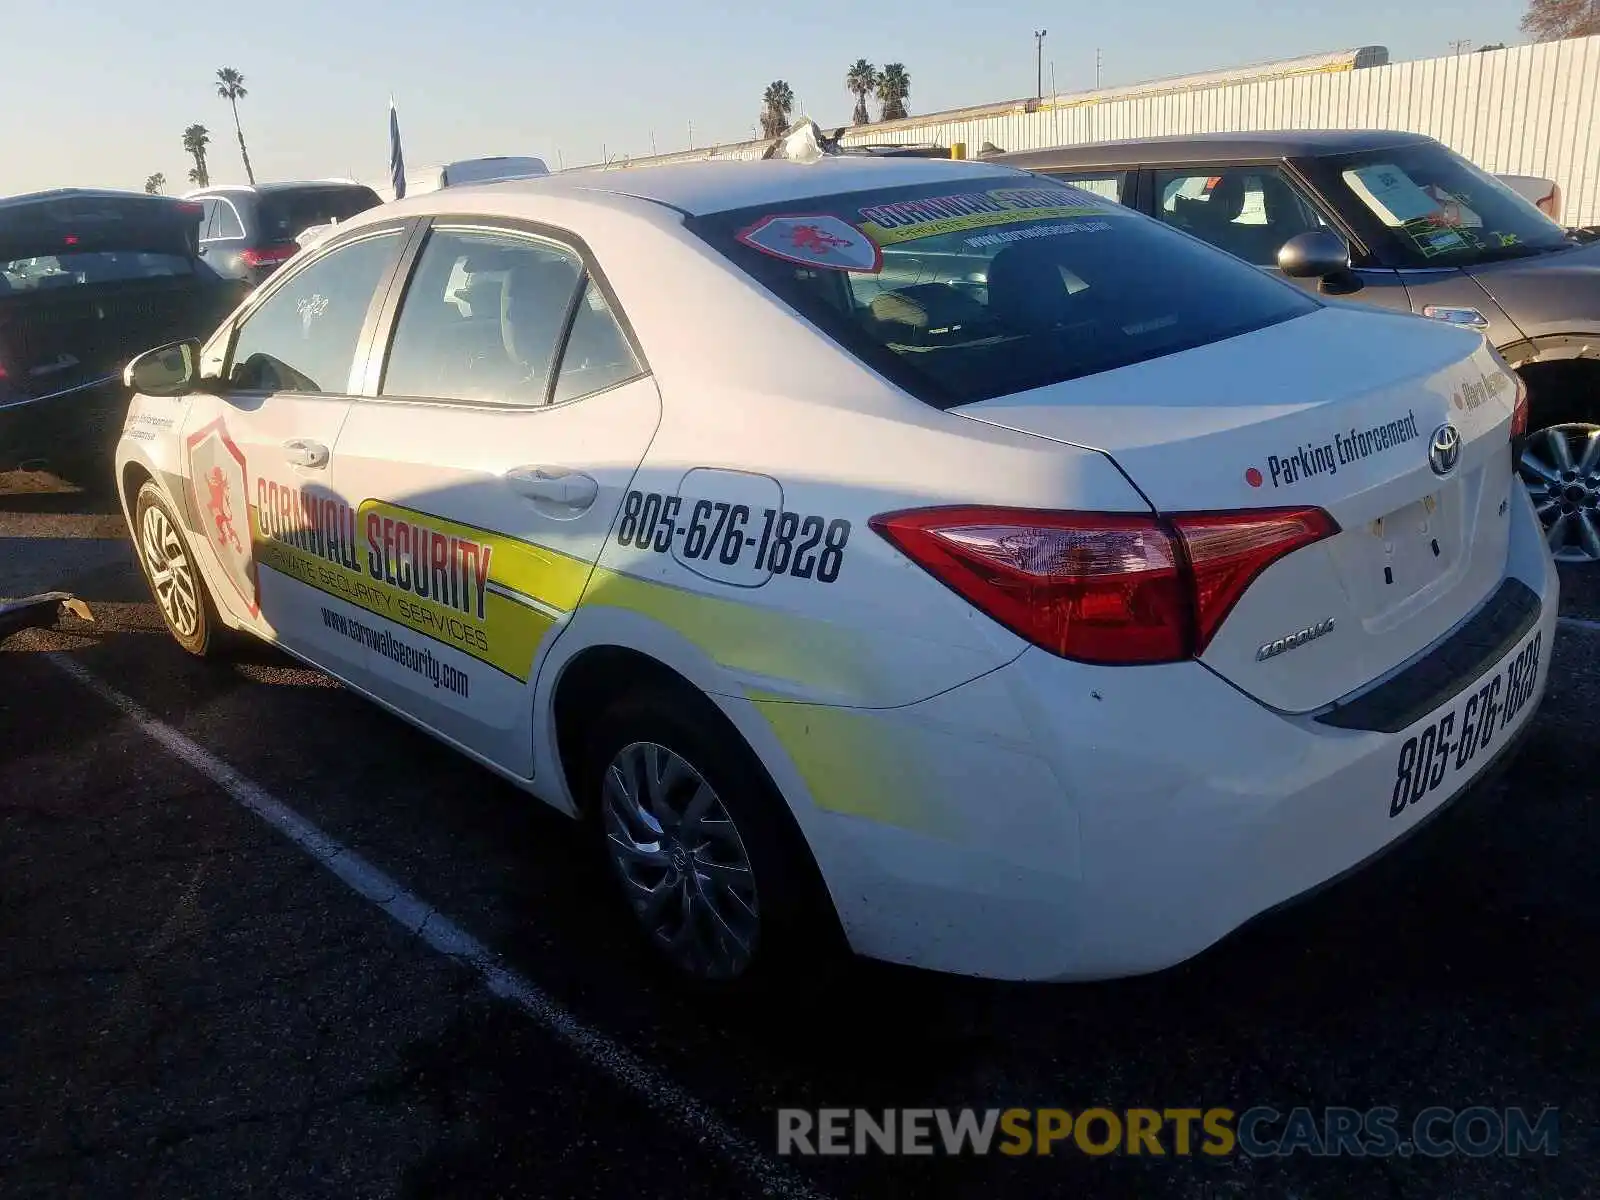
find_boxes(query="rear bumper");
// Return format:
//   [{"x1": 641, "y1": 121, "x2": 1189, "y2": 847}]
[
  {"x1": 786, "y1": 486, "x2": 1560, "y2": 981},
  {"x1": 0, "y1": 376, "x2": 126, "y2": 471}
]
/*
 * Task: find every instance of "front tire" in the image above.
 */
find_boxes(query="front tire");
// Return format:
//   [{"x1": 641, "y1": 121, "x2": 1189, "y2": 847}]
[
  {"x1": 133, "y1": 481, "x2": 218, "y2": 656},
  {"x1": 581, "y1": 686, "x2": 836, "y2": 992}
]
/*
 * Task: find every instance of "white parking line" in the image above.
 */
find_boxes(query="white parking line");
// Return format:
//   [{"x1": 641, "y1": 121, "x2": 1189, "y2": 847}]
[
  {"x1": 1557, "y1": 615, "x2": 1600, "y2": 635},
  {"x1": 46, "y1": 652, "x2": 831, "y2": 1200}
]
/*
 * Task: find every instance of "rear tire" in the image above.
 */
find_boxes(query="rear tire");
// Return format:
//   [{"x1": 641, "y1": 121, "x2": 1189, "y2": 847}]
[
  {"x1": 580, "y1": 685, "x2": 840, "y2": 995},
  {"x1": 133, "y1": 481, "x2": 220, "y2": 657}
]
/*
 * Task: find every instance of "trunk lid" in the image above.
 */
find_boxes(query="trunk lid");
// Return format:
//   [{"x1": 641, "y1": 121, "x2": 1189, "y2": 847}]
[{"x1": 954, "y1": 305, "x2": 1519, "y2": 712}]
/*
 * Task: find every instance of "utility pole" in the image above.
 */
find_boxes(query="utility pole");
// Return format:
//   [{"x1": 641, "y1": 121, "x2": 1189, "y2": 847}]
[
  {"x1": 650, "y1": 129, "x2": 657, "y2": 154},
  {"x1": 1034, "y1": 30, "x2": 1047, "y2": 99},
  {"x1": 688, "y1": 119, "x2": 694, "y2": 149},
  {"x1": 1448, "y1": 38, "x2": 1472, "y2": 54},
  {"x1": 1095, "y1": 48, "x2": 1103, "y2": 89}
]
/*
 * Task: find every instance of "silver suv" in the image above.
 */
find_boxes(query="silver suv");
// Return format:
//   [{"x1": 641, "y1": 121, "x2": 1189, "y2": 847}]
[{"x1": 995, "y1": 130, "x2": 1600, "y2": 563}]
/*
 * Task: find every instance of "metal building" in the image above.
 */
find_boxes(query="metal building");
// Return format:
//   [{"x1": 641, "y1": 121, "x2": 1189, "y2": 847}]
[{"x1": 577, "y1": 39, "x2": 1600, "y2": 226}]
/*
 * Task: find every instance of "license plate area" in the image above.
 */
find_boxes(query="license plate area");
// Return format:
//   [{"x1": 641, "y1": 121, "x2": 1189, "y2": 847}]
[
  {"x1": 1369, "y1": 491, "x2": 1457, "y2": 592},
  {"x1": 1388, "y1": 626, "x2": 1544, "y2": 820}
]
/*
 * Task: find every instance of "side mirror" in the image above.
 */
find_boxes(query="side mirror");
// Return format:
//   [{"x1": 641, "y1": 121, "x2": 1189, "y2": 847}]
[
  {"x1": 1277, "y1": 230, "x2": 1352, "y2": 280},
  {"x1": 124, "y1": 339, "x2": 201, "y2": 396}
]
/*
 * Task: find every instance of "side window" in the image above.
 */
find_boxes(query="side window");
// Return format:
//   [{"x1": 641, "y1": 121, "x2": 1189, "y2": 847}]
[
  {"x1": 380, "y1": 227, "x2": 583, "y2": 405},
  {"x1": 215, "y1": 202, "x2": 245, "y2": 240},
  {"x1": 198, "y1": 199, "x2": 219, "y2": 241},
  {"x1": 551, "y1": 279, "x2": 643, "y2": 404},
  {"x1": 228, "y1": 230, "x2": 402, "y2": 394},
  {"x1": 1044, "y1": 172, "x2": 1128, "y2": 205},
  {"x1": 1155, "y1": 168, "x2": 1331, "y2": 266}
]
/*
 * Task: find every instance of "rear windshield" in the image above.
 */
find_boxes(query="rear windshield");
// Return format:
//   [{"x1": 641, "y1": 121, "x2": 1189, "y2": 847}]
[
  {"x1": 258, "y1": 187, "x2": 381, "y2": 242},
  {"x1": 1, "y1": 251, "x2": 193, "y2": 291},
  {"x1": 687, "y1": 175, "x2": 1318, "y2": 408}
]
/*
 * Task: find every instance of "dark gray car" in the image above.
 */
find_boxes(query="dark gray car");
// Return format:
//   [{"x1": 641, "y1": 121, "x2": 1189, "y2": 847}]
[
  {"x1": 994, "y1": 131, "x2": 1600, "y2": 563},
  {"x1": 184, "y1": 181, "x2": 382, "y2": 287}
]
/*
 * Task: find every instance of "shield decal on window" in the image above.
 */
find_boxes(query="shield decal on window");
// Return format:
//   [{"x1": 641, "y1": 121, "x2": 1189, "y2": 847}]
[{"x1": 735, "y1": 214, "x2": 882, "y2": 272}]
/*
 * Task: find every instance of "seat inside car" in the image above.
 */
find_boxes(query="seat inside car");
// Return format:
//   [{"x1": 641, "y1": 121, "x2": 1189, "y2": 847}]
[
  {"x1": 984, "y1": 243, "x2": 1092, "y2": 332},
  {"x1": 867, "y1": 282, "x2": 987, "y2": 345},
  {"x1": 499, "y1": 257, "x2": 582, "y2": 400}
]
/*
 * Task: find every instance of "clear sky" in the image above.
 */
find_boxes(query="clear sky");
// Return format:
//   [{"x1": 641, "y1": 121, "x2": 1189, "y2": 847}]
[{"x1": 3, "y1": 0, "x2": 1525, "y2": 196}]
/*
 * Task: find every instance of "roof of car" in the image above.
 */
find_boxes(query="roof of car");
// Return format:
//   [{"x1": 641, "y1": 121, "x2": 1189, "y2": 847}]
[
  {"x1": 183, "y1": 180, "x2": 378, "y2": 198},
  {"x1": 0, "y1": 187, "x2": 187, "y2": 210},
  {"x1": 992, "y1": 129, "x2": 1436, "y2": 170},
  {"x1": 398, "y1": 156, "x2": 1032, "y2": 218}
]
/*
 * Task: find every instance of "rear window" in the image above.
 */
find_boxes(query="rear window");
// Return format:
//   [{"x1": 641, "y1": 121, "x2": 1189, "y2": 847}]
[
  {"x1": 687, "y1": 175, "x2": 1319, "y2": 408},
  {"x1": 1, "y1": 252, "x2": 193, "y2": 291},
  {"x1": 258, "y1": 187, "x2": 382, "y2": 242}
]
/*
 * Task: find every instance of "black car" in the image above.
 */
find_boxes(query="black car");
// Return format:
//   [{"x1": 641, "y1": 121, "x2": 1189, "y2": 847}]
[
  {"x1": 184, "y1": 181, "x2": 383, "y2": 286},
  {"x1": 993, "y1": 131, "x2": 1600, "y2": 563},
  {"x1": 0, "y1": 188, "x2": 247, "y2": 479}
]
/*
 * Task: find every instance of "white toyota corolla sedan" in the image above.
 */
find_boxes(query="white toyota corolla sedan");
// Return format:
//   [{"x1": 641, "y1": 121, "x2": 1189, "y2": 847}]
[{"x1": 115, "y1": 155, "x2": 1557, "y2": 989}]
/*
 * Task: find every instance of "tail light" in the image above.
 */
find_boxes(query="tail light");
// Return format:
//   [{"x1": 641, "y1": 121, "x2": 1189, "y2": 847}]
[
  {"x1": 1510, "y1": 371, "x2": 1529, "y2": 438},
  {"x1": 239, "y1": 245, "x2": 297, "y2": 268},
  {"x1": 869, "y1": 505, "x2": 1338, "y2": 665}
]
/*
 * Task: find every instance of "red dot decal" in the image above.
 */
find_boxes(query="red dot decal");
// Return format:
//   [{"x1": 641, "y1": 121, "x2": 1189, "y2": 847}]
[{"x1": 1246, "y1": 468, "x2": 1263, "y2": 488}]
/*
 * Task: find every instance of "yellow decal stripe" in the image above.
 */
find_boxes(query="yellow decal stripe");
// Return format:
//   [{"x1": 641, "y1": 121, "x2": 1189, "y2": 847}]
[
  {"x1": 861, "y1": 203, "x2": 1111, "y2": 246},
  {"x1": 580, "y1": 566, "x2": 879, "y2": 700},
  {"x1": 364, "y1": 500, "x2": 592, "y2": 613},
  {"x1": 748, "y1": 694, "x2": 931, "y2": 830}
]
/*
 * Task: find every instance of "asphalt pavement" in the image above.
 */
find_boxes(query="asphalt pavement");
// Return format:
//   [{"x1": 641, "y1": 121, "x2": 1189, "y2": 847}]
[{"x1": 3, "y1": 468, "x2": 1598, "y2": 1199}]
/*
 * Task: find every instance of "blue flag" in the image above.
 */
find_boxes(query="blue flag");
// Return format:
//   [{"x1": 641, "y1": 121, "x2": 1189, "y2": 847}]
[{"x1": 389, "y1": 98, "x2": 406, "y2": 200}]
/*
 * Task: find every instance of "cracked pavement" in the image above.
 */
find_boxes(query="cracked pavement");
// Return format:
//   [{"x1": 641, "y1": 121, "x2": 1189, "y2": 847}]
[{"x1": 3, "y1": 469, "x2": 1598, "y2": 1198}]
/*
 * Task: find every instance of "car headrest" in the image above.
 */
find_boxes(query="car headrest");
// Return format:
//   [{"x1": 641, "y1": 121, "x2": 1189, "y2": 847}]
[{"x1": 500, "y1": 259, "x2": 580, "y2": 369}]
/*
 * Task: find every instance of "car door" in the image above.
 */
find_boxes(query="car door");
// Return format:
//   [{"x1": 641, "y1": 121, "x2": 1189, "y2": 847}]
[
  {"x1": 1149, "y1": 163, "x2": 1413, "y2": 312},
  {"x1": 178, "y1": 222, "x2": 413, "y2": 664},
  {"x1": 325, "y1": 219, "x2": 660, "y2": 774}
]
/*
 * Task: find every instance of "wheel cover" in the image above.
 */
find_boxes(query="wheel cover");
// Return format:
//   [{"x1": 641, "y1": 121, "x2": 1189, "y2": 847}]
[
  {"x1": 140, "y1": 503, "x2": 201, "y2": 638},
  {"x1": 601, "y1": 741, "x2": 760, "y2": 980},
  {"x1": 1519, "y1": 423, "x2": 1600, "y2": 564}
]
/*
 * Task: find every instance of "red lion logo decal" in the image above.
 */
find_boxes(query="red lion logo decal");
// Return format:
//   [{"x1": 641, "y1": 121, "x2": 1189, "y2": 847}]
[
  {"x1": 204, "y1": 466, "x2": 244, "y2": 555},
  {"x1": 790, "y1": 223, "x2": 852, "y2": 255}
]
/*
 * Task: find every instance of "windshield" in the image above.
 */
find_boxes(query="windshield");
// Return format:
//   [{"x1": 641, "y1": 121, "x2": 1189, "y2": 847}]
[
  {"x1": 1324, "y1": 142, "x2": 1572, "y2": 266},
  {"x1": 258, "y1": 188, "x2": 381, "y2": 242},
  {"x1": 687, "y1": 175, "x2": 1318, "y2": 409},
  {"x1": 0, "y1": 251, "x2": 193, "y2": 291}
]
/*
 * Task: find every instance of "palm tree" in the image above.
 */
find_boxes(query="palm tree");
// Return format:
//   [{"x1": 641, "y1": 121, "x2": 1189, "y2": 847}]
[
  {"x1": 215, "y1": 67, "x2": 255, "y2": 184},
  {"x1": 144, "y1": 173, "x2": 166, "y2": 195},
  {"x1": 846, "y1": 59, "x2": 878, "y2": 126},
  {"x1": 182, "y1": 124, "x2": 211, "y2": 188},
  {"x1": 877, "y1": 63, "x2": 911, "y2": 122},
  {"x1": 760, "y1": 80, "x2": 795, "y2": 138}
]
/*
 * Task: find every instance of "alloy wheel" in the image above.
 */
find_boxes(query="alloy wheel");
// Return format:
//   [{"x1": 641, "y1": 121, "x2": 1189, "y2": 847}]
[
  {"x1": 1518, "y1": 423, "x2": 1600, "y2": 564},
  {"x1": 140, "y1": 502, "x2": 201, "y2": 637},
  {"x1": 600, "y1": 741, "x2": 760, "y2": 980}
]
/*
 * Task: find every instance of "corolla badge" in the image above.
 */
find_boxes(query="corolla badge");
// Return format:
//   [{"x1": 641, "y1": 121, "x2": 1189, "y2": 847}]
[
  {"x1": 1428, "y1": 423, "x2": 1462, "y2": 477},
  {"x1": 1257, "y1": 617, "x2": 1336, "y2": 662}
]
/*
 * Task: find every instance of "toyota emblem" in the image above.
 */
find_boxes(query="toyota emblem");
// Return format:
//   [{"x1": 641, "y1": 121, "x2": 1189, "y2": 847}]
[{"x1": 1428, "y1": 423, "x2": 1462, "y2": 477}]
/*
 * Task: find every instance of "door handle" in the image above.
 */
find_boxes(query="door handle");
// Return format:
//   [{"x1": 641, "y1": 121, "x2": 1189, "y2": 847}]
[
  {"x1": 505, "y1": 466, "x2": 598, "y2": 510},
  {"x1": 283, "y1": 439, "x2": 329, "y2": 469}
]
